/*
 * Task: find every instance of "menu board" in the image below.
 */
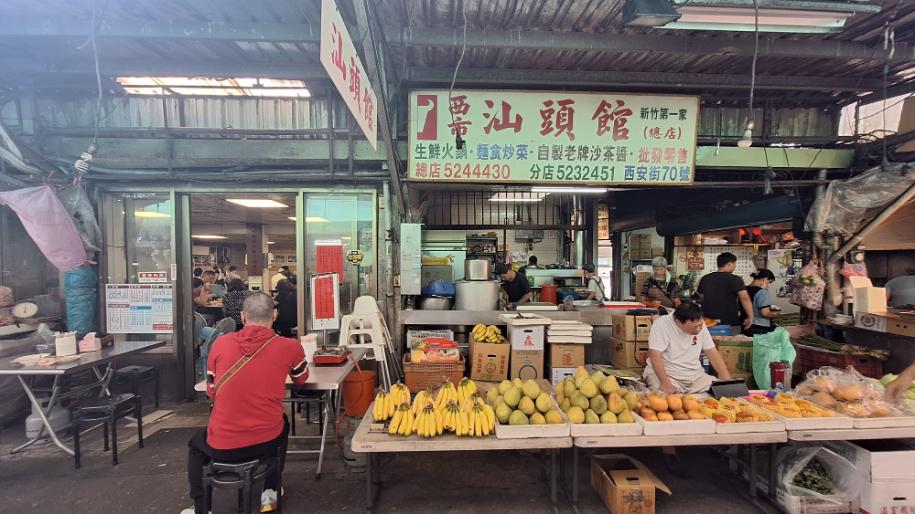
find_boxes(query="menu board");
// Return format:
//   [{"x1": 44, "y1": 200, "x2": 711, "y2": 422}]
[
  {"x1": 310, "y1": 273, "x2": 340, "y2": 331},
  {"x1": 316, "y1": 244, "x2": 345, "y2": 282},
  {"x1": 105, "y1": 284, "x2": 174, "y2": 334}
]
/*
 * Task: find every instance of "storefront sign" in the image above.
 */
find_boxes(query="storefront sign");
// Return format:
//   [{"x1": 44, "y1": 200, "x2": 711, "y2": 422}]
[
  {"x1": 310, "y1": 273, "x2": 340, "y2": 330},
  {"x1": 105, "y1": 284, "x2": 173, "y2": 334},
  {"x1": 685, "y1": 248, "x2": 705, "y2": 271},
  {"x1": 138, "y1": 271, "x2": 168, "y2": 283},
  {"x1": 347, "y1": 249, "x2": 364, "y2": 265},
  {"x1": 408, "y1": 90, "x2": 698, "y2": 185},
  {"x1": 320, "y1": 0, "x2": 378, "y2": 149}
]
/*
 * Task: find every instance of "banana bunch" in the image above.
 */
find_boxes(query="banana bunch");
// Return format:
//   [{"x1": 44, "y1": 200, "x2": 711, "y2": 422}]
[
  {"x1": 414, "y1": 404, "x2": 444, "y2": 438},
  {"x1": 472, "y1": 324, "x2": 506, "y2": 344},
  {"x1": 389, "y1": 382, "x2": 411, "y2": 409},
  {"x1": 412, "y1": 389, "x2": 433, "y2": 415},
  {"x1": 442, "y1": 400, "x2": 463, "y2": 432},
  {"x1": 388, "y1": 402, "x2": 415, "y2": 436},
  {"x1": 456, "y1": 398, "x2": 496, "y2": 437},
  {"x1": 456, "y1": 377, "x2": 478, "y2": 404},
  {"x1": 372, "y1": 390, "x2": 395, "y2": 421},
  {"x1": 434, "y1": 381, "x2": 458, "y2": 410}
]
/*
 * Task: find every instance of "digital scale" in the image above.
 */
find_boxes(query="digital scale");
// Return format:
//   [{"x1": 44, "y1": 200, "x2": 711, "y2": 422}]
[{"x1": 312, "y1": 346, "x2": 351, "y2": 366}]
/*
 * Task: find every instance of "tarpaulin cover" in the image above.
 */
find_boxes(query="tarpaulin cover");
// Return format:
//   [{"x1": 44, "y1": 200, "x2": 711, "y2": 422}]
[
  {"x1": 0, "y1": 185, "x2": 88, "y2": 271},
  {"x1": 806, "y1": 163, "x2": 914, "y2": 237}
]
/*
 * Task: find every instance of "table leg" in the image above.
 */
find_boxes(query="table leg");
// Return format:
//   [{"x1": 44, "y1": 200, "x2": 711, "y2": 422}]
[
  {"x1": 748, "y1": 444, "x2": 758, "y2": 498},
  {"x1": 551, "y1": 449, "x2": 558, "y2": 505},
  {"x1": 11, "y1": 376, "x2": 74, "y2": 455},
  {"x1": 572, "y1": 444, "x2": 579, "y2": 504},
  {"x1": 365, "y1": 453, "x2": 375, "y2": 509},
  {"x1": 768, "y1": 443, "x2": 777, "y2": 500},
  {"x1": 316, "y1": 393, "x2": 330, "y2": 479}
]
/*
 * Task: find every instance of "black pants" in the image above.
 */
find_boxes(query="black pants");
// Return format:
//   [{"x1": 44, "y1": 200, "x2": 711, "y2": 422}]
[{"x1": 187, "y1": 416, "x2": 289, "y2": 514}]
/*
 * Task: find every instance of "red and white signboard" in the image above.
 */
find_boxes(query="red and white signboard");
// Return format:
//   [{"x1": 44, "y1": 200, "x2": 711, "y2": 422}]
[
  {"x1": 320, "y1": 0, "x2": 378, "y2": 149},
  {"x1": 310, "y1": 273, "x2": 341, "y2": 331}
]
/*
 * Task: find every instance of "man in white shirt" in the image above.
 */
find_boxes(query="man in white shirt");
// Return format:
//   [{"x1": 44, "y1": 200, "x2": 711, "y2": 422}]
[
  {"x1": 644, "y1": 301, "x2": 732, "y2": 394},
  {"x1": 583, "y1": 263, "x2": 605, "y2": 301},
  {"x1": 270, "y1": 266, "x2": 289, "y2": 291}
]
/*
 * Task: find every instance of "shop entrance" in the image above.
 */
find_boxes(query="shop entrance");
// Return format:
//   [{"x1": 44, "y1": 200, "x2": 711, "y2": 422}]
[{"x1": 99, "y1": 188, "x2": 377, "y2": 399}]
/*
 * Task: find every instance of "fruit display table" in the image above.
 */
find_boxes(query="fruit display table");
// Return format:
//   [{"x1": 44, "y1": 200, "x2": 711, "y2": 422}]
[
  {"x1": 350, "y1": 406, "x2": 572, "y2": 509},
  {"x1": 788, "y1": 426, "x2": 915, "y2": 442}
]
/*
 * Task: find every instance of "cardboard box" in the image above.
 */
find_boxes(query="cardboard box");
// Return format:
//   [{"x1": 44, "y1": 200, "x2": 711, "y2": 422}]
[
  {"x1": 855, "y1": 311, "x2": 915, "y2": 337},
  {"x1": 716, "y1": 340, "x2": 754, "y2": 377},
  {"x1": 406, "y1": 329, "x2": 454, "y2": 349},
  {"x1": 591, "y1": 454, "x2": 670, "y2": 514},
  {"x1": 510, "y1": 349, "x2": 544, "y2": 380},
  {"x1": 855, "y1": 311, "x2": 887, "y2": 333},
  {"x1": 860, "y1": 481, "x2": 912, "y2": 514},
  {"x1": 610, "y1": 337, "x2": 649, "y2": 369},
  {"x1": 854, "y1": 286, "x2": 887, "y2": 314},
  {"x1": 550, "y1": 367, "x2": 577, "y2": 387},
  {"x1": 469, "y1": 341, "x2": 510, "y2": 382},
  {"x1": 549, "y1": 343, "x2": 586, "y2": 368},
  {"x1": 508, "y1": 324, "x2": 545, "y2": 351},
  {"x1": 611, "y1": 314, "x2": 655, "y2": 341}
]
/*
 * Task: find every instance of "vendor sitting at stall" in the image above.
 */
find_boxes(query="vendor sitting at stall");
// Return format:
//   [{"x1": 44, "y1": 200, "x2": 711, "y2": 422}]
[
  {"x1": 183, "y1": 293, "x2": 308, "y2": 514},
  {"x1": 495, "y1": 262, "x2": 532, "y2": 307},
  {"x1": 639, "y1": 257, "x2": 682, "y2": 311},
  {"x1": 644, "y1": 301, "x2": 732, "y2": 394},
  {"x1": 583, "y1": 263, "x2": 606, "y2": 301}
]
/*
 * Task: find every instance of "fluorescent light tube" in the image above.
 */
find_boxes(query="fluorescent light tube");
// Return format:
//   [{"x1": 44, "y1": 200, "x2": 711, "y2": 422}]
[{"x1": 226, "y1": 199, "x2": 288, "y2": 208}]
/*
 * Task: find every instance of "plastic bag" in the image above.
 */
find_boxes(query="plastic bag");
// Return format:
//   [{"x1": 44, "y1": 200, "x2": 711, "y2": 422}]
[
  {"x1": 790, "y1": 260, "x2": 826, "y2": 311},
  {"x1": 57, "y1": 184, "x2": 102, "y2": 254},
  {"x1": 806, "y1": 163, "x2": 915, "y2": 237},
  {"x1": 795, "y1": 366, "x2": 905, "y2": 418},
  {"x1": 752, "y1": 327, "x2": 797, "y2": 389},
  {"x1": 839, "y1": 262, "x2": 867, "y2": 278},
  {"x1": 777, "y1": 444, "x2": 863, "y2": 505},
  {"x1": 0, "y1": 185, "x2": 89, "y2": 272}
]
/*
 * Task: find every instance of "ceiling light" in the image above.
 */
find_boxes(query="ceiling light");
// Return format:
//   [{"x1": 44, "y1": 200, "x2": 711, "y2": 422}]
[
  {"x1": 341, "y1": 236, "x2": 352, "y2": 240},
  {"x1": 267, "y1": 241, "x2": 275, "y2": 244},
  {"x1": 193, "y1": 235, "x2": 228, "y2": 240},
  {"x1": 659, "y1": 2, "x2": 879, "y2": 33},
  {"x1": 531, "y1": 187, "x2": 610, "y2": 194},
  {"x1": 737, "y1": 121, "x2": 755, "y2": 149},
  {"x1": 489, "y1": 192, "x2": 547, "y2": 203},
  {"x1": 226, "y1": 199, "x2": 288, "y2": 208},
  {"x1": 288, "y1": 216, "x2": 329, "y2": 222},
  {"x1": 624, "y1": 0, "x2": 681, "y2": 27},
  {"x1": 134, "y1": 210, "x2": 170, "y2": 218},
  {"x1": 315, "y1": 239, "x2": 343, "y2": 246}
]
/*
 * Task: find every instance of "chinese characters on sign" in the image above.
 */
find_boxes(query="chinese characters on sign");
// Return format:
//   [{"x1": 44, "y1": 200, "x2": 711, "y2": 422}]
[
  {"x1": 408, "y1": 90, "x2": 699, "y2": 185},
  {"x1": 320, "y1": 0, "x2": 378, "y2": 149},
  {"x1": 106, "y1": 284, "x2": 173, "y2": 334}
]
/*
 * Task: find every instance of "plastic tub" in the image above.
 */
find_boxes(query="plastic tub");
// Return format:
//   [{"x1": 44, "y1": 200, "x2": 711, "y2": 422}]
[
  {"x1": 540, "y1": 284, "x2": 558, "y2": 304},
  {"x1": 342, "y1": 370, "x2": 376, "y2": 417}
]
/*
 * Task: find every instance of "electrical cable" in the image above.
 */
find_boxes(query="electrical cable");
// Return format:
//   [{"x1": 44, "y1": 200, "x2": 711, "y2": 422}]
[{"x1": 448, "y1": 1, "x2": 468, "y2": 149}]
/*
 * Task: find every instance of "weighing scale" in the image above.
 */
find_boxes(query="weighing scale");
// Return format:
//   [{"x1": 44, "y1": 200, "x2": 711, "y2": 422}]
[{"x1": 312, "y1": 345, "x2": 351, "y2": 366}]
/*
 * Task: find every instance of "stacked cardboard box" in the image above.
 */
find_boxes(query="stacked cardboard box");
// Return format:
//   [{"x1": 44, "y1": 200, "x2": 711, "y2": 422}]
[{"x1": 546, "y1": 320, "x2": 592, "y2": 385}]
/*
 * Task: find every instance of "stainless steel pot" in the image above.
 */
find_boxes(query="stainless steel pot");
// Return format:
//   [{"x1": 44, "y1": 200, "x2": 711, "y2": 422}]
[
  {"x1": 454, "y1": 280, "x2": 500, "y2": 310},
  {"x1": 464, "y1": 259, "x2": 491, "y2": 281},
  {"x1": 418, "y1": 295, "x2": 453, "y2": 310}
]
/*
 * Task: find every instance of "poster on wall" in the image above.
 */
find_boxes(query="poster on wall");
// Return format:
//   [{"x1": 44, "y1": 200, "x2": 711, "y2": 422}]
[
  {"x1": 316, "y1": 243, "x2": 345, "y2": 282},
  {"x1": 105, "y1": 284, "x2": 173, "y2": 333},
  {"x1": 408, "y1": 89, "x2": 699, "y2": 185}
]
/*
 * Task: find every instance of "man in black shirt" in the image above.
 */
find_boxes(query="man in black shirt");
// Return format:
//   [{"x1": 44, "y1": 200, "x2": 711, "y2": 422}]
[
  {"x1": 495, "y1": 263, "x2": 533, "y2": 307},
  {"x1": 696, "y1": 252, "x2": 754, "y2": 333}
]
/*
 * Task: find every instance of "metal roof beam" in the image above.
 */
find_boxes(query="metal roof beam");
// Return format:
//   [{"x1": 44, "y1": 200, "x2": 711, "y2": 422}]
[
  {"x1": 0, "y1": 58, "x2": 330, "y2": 81},
  {"x1": 406, "y1": 67, "x2": 882, "y2": 92},
  {"x1": 394, "y1": 27, "x2": 914, "y2": 64}
]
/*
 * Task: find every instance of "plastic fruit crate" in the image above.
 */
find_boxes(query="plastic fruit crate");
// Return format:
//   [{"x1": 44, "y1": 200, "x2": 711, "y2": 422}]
[
  {"x1": 794, "y1": 343, "x2": 883, "y2": 379},
  {"x1": 402, "y1": 355, "x2": 465, "y2": 391}
]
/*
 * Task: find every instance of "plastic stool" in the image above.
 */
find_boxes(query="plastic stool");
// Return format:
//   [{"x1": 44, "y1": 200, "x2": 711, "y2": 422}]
[
  {"x1": 203, "y1": 452, "x2": 281, "y2": 514},
  {"x1": 112, "y1": 365, "x2": 160, "y2": 409},
  {"x1": 72, "y1": 393, "x2": 143, "y2": 468}
]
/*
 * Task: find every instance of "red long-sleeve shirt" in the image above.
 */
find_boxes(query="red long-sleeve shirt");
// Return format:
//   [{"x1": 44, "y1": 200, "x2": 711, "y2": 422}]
[{"x1": 206, "y1": 325, "x2": 308, "y2": 449}]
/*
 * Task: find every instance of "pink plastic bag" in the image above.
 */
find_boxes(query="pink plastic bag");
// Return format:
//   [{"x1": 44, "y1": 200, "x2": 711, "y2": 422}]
[{"x1": 0, "y1": 185, "x2": 88, "y2": 272}]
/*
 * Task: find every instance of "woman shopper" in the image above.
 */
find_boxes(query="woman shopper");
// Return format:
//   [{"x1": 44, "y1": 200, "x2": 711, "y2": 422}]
[{"x1": 742, "y1": 269, "x2": 779, "y2": 336}]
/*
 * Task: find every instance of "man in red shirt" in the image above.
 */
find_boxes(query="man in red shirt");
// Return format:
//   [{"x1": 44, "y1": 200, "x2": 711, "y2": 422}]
[{"x1": 182, "y1": 292, "x2": 307, "y2": 514}]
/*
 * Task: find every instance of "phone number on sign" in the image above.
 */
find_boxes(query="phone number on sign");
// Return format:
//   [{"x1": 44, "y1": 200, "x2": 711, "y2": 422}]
[{"x1": 443, "y1": 163, "x2": 511, "y2": 180}]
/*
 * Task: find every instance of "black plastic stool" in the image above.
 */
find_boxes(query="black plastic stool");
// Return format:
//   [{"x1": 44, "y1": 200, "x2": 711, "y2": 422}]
[
  {"x1": 112, "y1": 365, "x2": 159, "y2": 409},
  {"x1": 72, "y1": 393, "x2": 143, "y2": 468},
  {"x1": 203, "y1": 450, "x2": 282, "y2": 514}
]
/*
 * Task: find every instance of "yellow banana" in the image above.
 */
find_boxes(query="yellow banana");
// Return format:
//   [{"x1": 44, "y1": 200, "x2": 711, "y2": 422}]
[
  {"x1": 434, "y1": 407, "x2": 443, "y2": 435},
  {"x1": 483, "y1": 404, "x2": 495, "y2": 432},
  {"x1": 387, "y1": 408, "x2": 401, "y2": 434}
]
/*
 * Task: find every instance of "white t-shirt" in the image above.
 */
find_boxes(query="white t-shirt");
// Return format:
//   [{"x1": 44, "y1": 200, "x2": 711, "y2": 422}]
[
  {"x1": 587, "y1": 277, "x2": 606, "y2": 301},
  {"x1": 270, "y1": 272, "x2": 286, "y2": 290},
  {"x1": 647, "y1": 314, "x2": 715, "y2": 381}
]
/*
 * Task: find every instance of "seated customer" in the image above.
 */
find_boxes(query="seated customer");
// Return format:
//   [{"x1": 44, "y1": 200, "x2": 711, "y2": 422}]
[
  {"x1": 644, "y1": 301, "x2": 732, "y2": 394},
  {"x1": 182, "y1": 293, "x2": 308, "y2": 514},
  {"x1": 272, "y1": 278, "x2": 297, "y2": 337},
  {"x1": 222, "y1": 279, "x2": 253, "y2": 330}
]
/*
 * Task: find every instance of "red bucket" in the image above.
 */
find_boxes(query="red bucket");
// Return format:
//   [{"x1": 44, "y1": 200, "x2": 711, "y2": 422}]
[
  {"x1": 342, "y1": 370, "x2": 376, "y2": 417},
  {"x1": 540, "y1": 284, "x2": 558, "y2": 304}
]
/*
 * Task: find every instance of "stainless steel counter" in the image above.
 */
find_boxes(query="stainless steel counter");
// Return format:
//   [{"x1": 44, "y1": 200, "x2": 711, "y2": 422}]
[{"x1": 400, "y1": 307, "x2": 616, "y2": 326}]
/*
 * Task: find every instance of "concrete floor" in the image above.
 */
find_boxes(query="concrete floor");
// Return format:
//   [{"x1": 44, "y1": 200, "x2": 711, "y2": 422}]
[{"x1": 0, "y1": 400, "x2": 777, "y2": 513}]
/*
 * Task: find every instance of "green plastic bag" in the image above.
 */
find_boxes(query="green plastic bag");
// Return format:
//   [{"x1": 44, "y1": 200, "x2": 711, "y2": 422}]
[{"x1": 752, "y1": 327, "x2": 797, "y2": 389}]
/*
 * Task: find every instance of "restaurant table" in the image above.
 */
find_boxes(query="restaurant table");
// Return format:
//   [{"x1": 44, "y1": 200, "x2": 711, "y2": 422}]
[
  {"x1": 0, "y1": 340, "x2": 167, "y2": 456},
  {"x1": 194, "y1": 347, "x2": 368, "y2": 477},
  {"x1": 351, "y1": 406, "x2": 572, "y2": 509},
  {"x1": 568, "y1": 430, "x2": 788, "y2": 504},
  {"x1": 195, "y1": 302, "x2": 224, "y2": 323}
]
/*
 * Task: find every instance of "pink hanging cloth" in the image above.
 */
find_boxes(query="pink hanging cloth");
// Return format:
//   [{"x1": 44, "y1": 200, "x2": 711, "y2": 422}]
[{"x1": 0, "y1": 185, "x2": 89, "y2": 272}]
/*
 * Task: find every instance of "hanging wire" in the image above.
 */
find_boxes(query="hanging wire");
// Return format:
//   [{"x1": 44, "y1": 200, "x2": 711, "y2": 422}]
[
  {"x1": 748, "y1": 0, "x2": 759, "y2": 123},
  {"x1": 447, "y1": 0, "x2": 468, "y2": 149}
]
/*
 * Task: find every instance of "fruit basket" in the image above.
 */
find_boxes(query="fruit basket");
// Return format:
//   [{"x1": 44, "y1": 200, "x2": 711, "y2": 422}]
[
  {"x1": 554, "y1": 368, "x2": 643, "y2": 437},
  {"x1": 402, "y1": 355, "x2": 465, "y2": 391},
  {"x1": 633, "y1": 411, "x2": 716, "y2": 436},
  {"x1": 711, "y1": 397, "x2": 786, "y2": 434},
  {"x1": 744, "y1": 393, "x2": 853, "y2": 430},
  {"x1": 481, "y1": 379, "x2": 570, "y2": 439}
]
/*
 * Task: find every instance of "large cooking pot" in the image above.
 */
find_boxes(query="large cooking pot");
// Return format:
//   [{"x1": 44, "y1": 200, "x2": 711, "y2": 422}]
[
  {"x1": 418, "y1": 296, "x2": 453, "y2": 310},
  {"x1": 454, "y1": 280, "x2": 500, "y2": 310},
  {"x1": 464, "y1": 259, "x2": 491, "y2": 281}
]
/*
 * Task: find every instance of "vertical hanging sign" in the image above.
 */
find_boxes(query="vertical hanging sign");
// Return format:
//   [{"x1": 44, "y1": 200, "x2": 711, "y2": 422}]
[
  {"x1": 320, "y1": 0, "x2": 378, "y2": 149},
  {"x1": 315, "y1": 243, "x2": 345, "y2": 282},
  {"x1": 311, "y1": 273, "x2": 341, "y2": 331}
]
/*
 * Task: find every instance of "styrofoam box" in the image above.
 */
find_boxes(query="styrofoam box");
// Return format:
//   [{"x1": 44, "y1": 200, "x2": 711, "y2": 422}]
[
  {"x1": 569, "y1": 413, "x2": 643, "y2": 437},
  {"x1": 776, "y1": 489, "x2": 858, "y2": 514},
  {"x1": 860, "y1": 481, "x2": 912, "y2": 514},
  {"x1": 634, "y1": 411, "x2": 716, "y2": 436},
  {"x1": 852, "y1": 414, "x2": 915, "y2": 429},
  {"x1": 825, "y1": 440, "x2": 915, "y2": 483},
  {"x1": 481, "y1": 379, "x2": 570, "y2": 439},
  {"x1": 551, "y1": 367, "x2": 577, "y2": 388}
]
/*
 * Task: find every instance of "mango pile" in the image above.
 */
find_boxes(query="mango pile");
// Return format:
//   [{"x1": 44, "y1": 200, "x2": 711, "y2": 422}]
[
  {"x1": 485, "y1": 378, "x2": 564, "y2": 425},
  {"x1": 555, "y1": 367, "x2": 637, "y2": 424}
]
